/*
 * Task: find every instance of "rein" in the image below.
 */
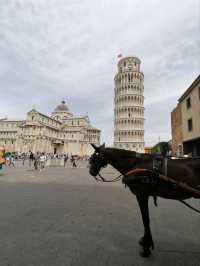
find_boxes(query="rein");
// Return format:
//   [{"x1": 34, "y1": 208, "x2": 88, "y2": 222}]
[
  {"x1": 96, "y1": 172, "x2": 123, "y2": 182},
  {"x1": 93, "y1": 167, "x2": 200, "y2": 214},
  {"x1": 179, "y1": 199, "x2": 200, "y2": 214}
]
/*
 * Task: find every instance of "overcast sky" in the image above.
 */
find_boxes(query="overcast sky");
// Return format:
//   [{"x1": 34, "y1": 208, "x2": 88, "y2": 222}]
[{"x1": 0, "y1": 0, "x2": 199, "y2": 146}]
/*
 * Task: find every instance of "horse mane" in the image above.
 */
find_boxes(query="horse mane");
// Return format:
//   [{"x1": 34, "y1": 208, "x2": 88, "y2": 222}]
[
  {"x1": 103, "y1": 149, "x2": 200, "y2": 166},
  {"x1": 103, "y1": 147, "x2": 152, "y2": 160}
]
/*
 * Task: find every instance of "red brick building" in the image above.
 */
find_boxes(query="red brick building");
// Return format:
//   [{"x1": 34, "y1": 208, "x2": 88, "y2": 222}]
[{"x1": 171, "y1": 103, "x2": 183, "y2": 156}]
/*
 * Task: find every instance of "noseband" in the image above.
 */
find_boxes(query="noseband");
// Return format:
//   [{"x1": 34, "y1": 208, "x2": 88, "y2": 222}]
[{"x1": 90, "y1": 153, "x2": 123, "y2": 182}]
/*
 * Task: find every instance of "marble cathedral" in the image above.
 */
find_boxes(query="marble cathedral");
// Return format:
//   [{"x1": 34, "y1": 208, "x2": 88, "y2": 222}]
[{"x1": 0, "y1": 100, "x2": 100, "y2": 155}]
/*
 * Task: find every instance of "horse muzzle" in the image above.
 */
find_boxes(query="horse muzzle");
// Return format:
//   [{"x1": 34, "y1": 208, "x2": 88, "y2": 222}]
[{"x1": 89, "y1": 168, "x2": 98, "y2": 177}]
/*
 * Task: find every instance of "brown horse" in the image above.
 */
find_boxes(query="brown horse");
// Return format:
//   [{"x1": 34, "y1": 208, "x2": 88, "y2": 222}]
[{"x1": 89, "y1": 144, "x2": 200, "y2": 257}]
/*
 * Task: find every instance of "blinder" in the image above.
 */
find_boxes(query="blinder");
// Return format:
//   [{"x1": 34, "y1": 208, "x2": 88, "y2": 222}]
[{"x1": 89, "y1": 152, "x2": 108, "y2": 176}]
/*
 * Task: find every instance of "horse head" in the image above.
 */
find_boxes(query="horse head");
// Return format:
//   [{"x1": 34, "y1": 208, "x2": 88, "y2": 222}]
[{"x1": 89, "y1": 143, "x2": 108, "y2": 176}]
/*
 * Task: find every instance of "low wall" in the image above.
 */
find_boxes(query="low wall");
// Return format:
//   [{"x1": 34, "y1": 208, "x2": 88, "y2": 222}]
[{"x1": 46, "y1": 159, "x2": 64, "y2": 167}]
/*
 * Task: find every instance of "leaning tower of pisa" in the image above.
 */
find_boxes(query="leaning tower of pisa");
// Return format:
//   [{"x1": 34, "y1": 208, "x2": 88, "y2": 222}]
[{"x1": 114, "y1": 56, "x2": 145, "y2": 152}]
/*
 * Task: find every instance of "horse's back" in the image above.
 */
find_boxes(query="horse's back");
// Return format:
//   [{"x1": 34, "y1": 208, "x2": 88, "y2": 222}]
[
  {"x1": 168, "y1": 158, "x2": 200, "y2": 187},
  {"x1": 185, "y1": 157, "x2": 200, "y2": 170},
  {"x1": 185, "y1": 157, "x2": 200, "y2": 182}
]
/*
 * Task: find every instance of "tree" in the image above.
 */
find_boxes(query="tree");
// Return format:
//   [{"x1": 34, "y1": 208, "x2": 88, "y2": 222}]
[{"x1": 152, "y1": 142, "x2": 170, "y2": 156}]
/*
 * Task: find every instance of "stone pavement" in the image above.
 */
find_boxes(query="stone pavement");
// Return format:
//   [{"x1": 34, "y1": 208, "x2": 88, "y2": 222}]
[{"x1": 0, "y1": 163, "x2": 199, "y2": 266}]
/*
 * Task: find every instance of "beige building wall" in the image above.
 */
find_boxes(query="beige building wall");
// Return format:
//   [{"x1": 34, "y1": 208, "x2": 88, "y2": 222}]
[
  {"x1": 171, "y1": 75, "x2": 200, "y2": 156},
  {"x1": 181, "y1": 83, "x2": 200, "y2": 142}
]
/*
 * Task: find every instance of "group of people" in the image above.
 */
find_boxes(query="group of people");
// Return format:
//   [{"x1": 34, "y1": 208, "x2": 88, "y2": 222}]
[
  {"x1": 5, "y1": 155, "x2": 15, "y2": 167},
  {"x1": 28, "y1": 152, "x2": 47, "y2": 171},
  {"x1": 4, "y1": 151, "x2": 89, "y2": 170},
  {"x1": 28, "y1": 152, "x2": 79, "y2": 170}
]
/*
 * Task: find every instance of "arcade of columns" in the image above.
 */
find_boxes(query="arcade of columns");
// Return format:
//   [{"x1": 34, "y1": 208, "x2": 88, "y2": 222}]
[{"x1": 114, "y1": 56, "x2": 145, "y2": 152}]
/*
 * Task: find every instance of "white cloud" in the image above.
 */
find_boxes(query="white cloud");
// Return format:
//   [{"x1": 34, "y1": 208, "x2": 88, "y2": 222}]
[{"x1": 0, "y1": 0, "x2": 199, "y2": 146}]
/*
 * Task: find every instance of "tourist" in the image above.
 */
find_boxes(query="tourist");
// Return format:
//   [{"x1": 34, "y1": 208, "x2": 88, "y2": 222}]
[
  {"x1": 22, "y1": 153, "x2": 26, "y2": 166},
  {"x1": 10, "y1": 155, "x2": 15, "y2": 167},
  {"x1": 40, "y1": 153, "x2": 46, "y2": 170},
  {"x1": 29, "y1": 151, "x2": 34, "y2": 167},
  {"x1": 34, "y1": 154, "x2": 40, "y2": 170},
  {"x1": 6, "y1": 155, "x2": 10, "y2": 166},
  {"x1": 70, "y1": 155, "x2": 77, "y2": 168},
  {"x1": 64, "y1": 154, "x2": 68, "y2": 167}
]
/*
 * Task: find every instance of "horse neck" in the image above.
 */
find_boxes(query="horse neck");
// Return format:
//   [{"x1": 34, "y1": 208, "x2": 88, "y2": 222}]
[{"x1": 106, "y1": 155, "x2": 137, "y2": 175}]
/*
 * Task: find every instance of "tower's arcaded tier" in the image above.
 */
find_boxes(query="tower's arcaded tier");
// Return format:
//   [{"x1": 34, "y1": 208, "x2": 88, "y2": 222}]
[{"x1": 114, "y1": 56, "x2": 145, "y2": 153}]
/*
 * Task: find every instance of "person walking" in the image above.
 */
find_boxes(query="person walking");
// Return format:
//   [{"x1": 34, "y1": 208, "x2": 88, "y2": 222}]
[
  {"x1": 29, "y1": 151, "x2": 34, "y2": 168},
  {"x1": 6, "y1": 155, "x2": 10, "y2": 166},
  {"x1": 64, "y1": 154, "x2": 68, "y2": 167},
  {"x1": 33, "y1": 154, "x2": 38, "y2": 170},
  {"x1": 22, "y1": 153, "x2": 26, "y2": 166},
  {"x1": 10, "y1": 155, "x2": 15, "y2": 167},
  {"x1": 40, "y1": 153, "x2": 46, "y2": 171},
  {"x1": 70, "y1": 155, "x2": 77, "y2": 168}
]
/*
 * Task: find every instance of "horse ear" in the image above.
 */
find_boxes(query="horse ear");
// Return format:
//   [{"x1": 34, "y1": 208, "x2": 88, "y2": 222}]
[
  {"x1": 91, "y1": 143, "x2": 99, "y2": 152},
  {"x1": 91, "y1": 143, "x2": 97, "y2": 150},
  {"x1": 101, "y1": 143, "x2": 105, "y2": 149}
]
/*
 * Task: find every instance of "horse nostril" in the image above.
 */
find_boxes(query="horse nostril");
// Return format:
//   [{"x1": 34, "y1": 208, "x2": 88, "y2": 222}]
[{"x1": 89, "y1": 169, "x2": 96, "y2": 176}]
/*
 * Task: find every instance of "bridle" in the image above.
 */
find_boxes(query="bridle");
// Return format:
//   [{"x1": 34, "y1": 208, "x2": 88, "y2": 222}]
[
  {"x1": 96, "y1": 172, "x2": 123, "y2": 183},
  {"x1": 90, "y1": 152, "x2": 123, "y2": 183}
]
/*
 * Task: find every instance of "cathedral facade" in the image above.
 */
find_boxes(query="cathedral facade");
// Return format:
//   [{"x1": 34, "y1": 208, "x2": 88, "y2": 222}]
[{"x1": 0, "y1": 101, "x2": 101, "y2": 156}]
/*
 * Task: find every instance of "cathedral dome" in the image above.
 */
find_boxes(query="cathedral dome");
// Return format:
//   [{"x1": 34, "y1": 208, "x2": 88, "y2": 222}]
[{"x1": 54, "y1": 100, "x2": 69, "y2": 112}]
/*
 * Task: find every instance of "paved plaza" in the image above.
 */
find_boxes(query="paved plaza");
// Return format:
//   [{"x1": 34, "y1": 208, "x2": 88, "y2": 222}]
[{"x1": 0, "y1": 162, "x2": 199, "y2": 266}]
